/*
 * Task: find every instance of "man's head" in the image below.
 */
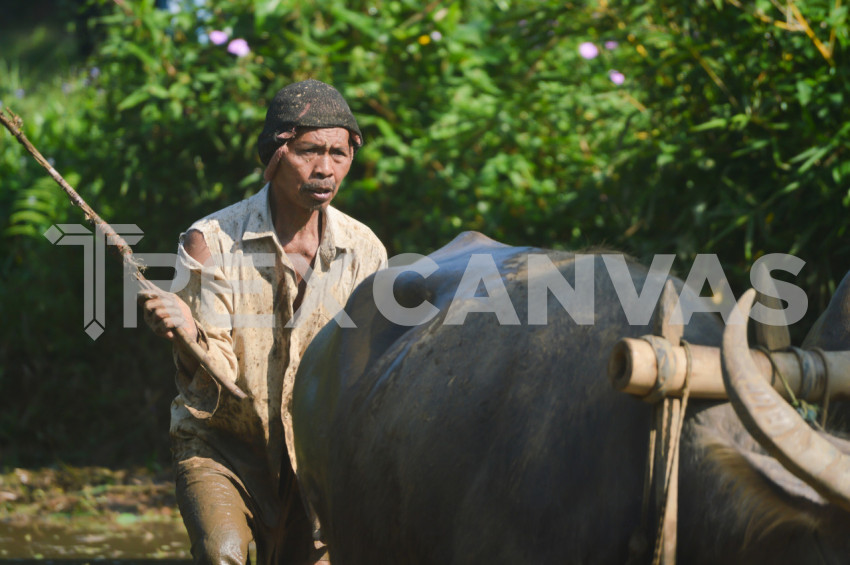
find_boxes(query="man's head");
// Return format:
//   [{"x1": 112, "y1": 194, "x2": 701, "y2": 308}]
[
  {"x1": 258, "y1": 79, "x2": 362, "y2": 173},
  {"x1": 269, "y1": 126, "x2": 353, "y2": 212}
]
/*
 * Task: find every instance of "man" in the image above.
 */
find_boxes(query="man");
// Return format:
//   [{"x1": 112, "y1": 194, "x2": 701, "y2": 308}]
[{"x1": 140, "y1": 79, "x2": 387, "y2": 564}]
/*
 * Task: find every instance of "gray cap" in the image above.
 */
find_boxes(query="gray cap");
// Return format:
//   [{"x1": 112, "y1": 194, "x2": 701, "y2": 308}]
[{"x1": 257, "y1": 79, "x2": 362, "y2": 165}]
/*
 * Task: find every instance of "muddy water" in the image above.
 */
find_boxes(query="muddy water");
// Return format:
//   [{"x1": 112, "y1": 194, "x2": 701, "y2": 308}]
[
  {"x1": 0, "y1": 467, "x2": 195, "y2": 561},
  {"x1": 0, "y1": 520, "x2": 190, "y2": 561}
]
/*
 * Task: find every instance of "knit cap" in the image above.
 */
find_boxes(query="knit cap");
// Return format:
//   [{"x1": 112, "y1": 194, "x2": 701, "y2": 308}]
[{"x1": 257, "y1": 79, "x2": 362, "y2": 167}]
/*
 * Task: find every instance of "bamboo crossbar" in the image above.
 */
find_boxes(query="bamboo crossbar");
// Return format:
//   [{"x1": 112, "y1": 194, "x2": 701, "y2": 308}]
[{"x1": 609, "y1": 337, "x2": 850, "y2": 402}]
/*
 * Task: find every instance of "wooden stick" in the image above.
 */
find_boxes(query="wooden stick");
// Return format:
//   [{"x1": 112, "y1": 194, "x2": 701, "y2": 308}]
[{"x1": 1, "y1": 108, "x2": 248, "y2": 400}]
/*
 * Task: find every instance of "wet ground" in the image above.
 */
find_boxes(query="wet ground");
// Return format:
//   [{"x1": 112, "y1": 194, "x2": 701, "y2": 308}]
[{"x1": 0, "y1": 467, "x2": 190, "y2": 562}]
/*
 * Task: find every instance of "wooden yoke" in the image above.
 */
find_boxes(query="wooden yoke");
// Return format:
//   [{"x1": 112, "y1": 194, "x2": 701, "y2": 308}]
[{"x1": 609, "y1": 339, "x2": 850, "y2": 402}]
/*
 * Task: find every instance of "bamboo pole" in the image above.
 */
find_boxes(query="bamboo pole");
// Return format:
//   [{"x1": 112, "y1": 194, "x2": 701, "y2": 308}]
[
  {"x1": 1, "y1": 108, "x2": 248, "y2": 401},
  {"x1": 609, "y1": 336, "x2": 850, "y2": 402}
]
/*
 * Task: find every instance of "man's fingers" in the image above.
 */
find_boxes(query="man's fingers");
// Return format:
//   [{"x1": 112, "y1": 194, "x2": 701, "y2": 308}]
[
  {"x1": 149, "y1": 305, "x2": 187, "y2": 325},
  {"x1": 138, "y1": 289, "x2": 197, "y2": 342},
  {"x1": 137, "y1": 287, "x2": 167, "y2": 303}
]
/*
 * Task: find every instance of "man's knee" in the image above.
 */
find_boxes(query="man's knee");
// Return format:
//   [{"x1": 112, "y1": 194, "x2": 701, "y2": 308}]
[
  {"x1": 191, "y1": 526, "x2": 251, "y2": 565},
  {"x1": 175, "y1": 460, "x2": 255, "y2": 565}
]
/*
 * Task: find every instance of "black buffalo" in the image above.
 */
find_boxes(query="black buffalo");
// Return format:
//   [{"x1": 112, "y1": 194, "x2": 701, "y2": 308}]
[{"x1": 292, "y1": 232, "x2": 850, "y2": 564}]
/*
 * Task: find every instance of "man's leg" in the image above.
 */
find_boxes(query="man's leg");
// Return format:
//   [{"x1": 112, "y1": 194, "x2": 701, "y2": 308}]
[
  {"x1": 275, "y1": 462, "x2": 329, "y2": 564},
  {"x1": 176, "y1": 460, "x2": 255, "y2": 565}
]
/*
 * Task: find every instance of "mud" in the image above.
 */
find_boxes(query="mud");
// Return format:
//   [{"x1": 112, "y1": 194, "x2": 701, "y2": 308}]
[{"x1": 0, "y1": 466, "x2": 190, "y2": 561}]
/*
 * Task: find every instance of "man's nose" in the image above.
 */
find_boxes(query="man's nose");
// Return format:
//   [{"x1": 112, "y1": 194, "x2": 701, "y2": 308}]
[{"x1": 313, "y1": 153, "x2": 333, "y2": 177}]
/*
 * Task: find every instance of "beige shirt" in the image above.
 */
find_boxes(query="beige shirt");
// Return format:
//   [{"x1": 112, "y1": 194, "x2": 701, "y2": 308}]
[{"x1": 169, "y1": 183, "x2": 386, "y2": 520}]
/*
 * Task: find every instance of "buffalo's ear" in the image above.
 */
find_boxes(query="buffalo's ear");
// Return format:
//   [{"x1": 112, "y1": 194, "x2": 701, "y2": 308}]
[
  {"x1": 696, "y1": 413, "x2": 828, "y2": 508},
  {"x1": 803, "y1": 271, "x2": 850, "y2": 351},
  {"x1": 730, "y1": 429, "x2": 850, "y2": 507},
  {"x1": 693, "y1": 414, "x2": 830, "y2": 539},
  {"x1": 733, "y1": 446, "x2": 826, "y2": 506}
]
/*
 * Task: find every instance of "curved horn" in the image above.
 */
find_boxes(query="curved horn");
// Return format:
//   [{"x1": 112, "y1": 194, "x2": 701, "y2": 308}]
[{"x1": 722, "y1": 289, "x2": 850, "y2": 512}]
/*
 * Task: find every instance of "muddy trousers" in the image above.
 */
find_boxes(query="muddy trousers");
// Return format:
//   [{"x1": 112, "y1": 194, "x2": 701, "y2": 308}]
[{"x1": 175, "y1": 460, "x2": 323, "y2": 565}]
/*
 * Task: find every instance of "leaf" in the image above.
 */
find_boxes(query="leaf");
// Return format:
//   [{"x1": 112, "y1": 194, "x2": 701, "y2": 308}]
[
  {"x1": 833, "y1": 161, "x2": 850, "y2": 183},
  {"x1": 796, "y1": 80, "x2": 813, "y2": 107},
  {"x1": 117, "y1": 89, "x2": 152, "y2": 111},
  {"x1": 730, "y1": 139, "x2": 769, "y2": 157},
  {"x1": 360, "y1": 116, "x2": 409, "y2": 155},
  {"x1": 690, "y1": 117, "x2": 727, "y2": 131},
  {"x1": 253, "y1": 0, "x2": 283, "y2": 29},
  {"x1": 3, "y1": 224, "x2": 40, "y2": 238},
  {"x1": 657, "y1": 153, "x2": 675, "y2": 167},
  {"x1": 328, "y1": 4, "x2": 382, "y2": 40},
  {"x1": 730, "y1": 114, "x2": 750, "y2": 129},
  {"x1": 122, "y1": 42, "x2": 158, "y2": 69},
  {"x1": 781, "y1": 182, "x2": 800, "y2": 194},
  {"x1": 9, "y1": 210, "x2": 50, "y2": 226},
  {"x1": 790, "y1": 145, "x2": 831, "y2": 172},
  {"x1": 147, "y1": 84, "x2": 169, "y2": 99}
]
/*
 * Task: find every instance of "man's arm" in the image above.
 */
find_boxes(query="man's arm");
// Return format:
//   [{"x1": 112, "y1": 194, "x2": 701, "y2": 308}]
[{"x1": 138, "y1": 229, "x2": 210, "y2": 371}]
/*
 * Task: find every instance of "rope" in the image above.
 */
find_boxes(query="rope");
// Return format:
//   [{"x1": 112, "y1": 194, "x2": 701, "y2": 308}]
[
  {"x1": 650, "y1": 339, "x2": 692, "y2": 565},
  {"x1": 628, "y1": 337, "x2": 693, "y2": 565},
  {"x1": 754, "y1": 345, "x2": 822, "y2": 429},
  {"x1": 809, "y1": 347, "x2": 831, "y2": 427},
  {"x1": 640, "y1": 335, "x2": 677, "y2": 404},
  {"x1": 627, "y1": 409, "x2": 656, "y2": 564}
]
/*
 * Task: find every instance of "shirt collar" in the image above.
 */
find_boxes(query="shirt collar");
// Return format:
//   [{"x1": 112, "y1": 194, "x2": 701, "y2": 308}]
[
  {"x1": 242, "y1": 184, "x2": 277, "y2": 242},
  {"x1": 242, "y1": 183, "x2": 354, "y2": 263}
]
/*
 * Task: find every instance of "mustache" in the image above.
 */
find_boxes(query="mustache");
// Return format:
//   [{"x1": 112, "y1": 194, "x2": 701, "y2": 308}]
[{"x1": 302, "y1": 181, "x2": 336, "y2": 192}]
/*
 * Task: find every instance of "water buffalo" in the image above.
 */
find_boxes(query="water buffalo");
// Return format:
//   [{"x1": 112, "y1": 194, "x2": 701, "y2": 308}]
[{"x1": 292, "y1": 232, "x2": 850, "y2": 564}]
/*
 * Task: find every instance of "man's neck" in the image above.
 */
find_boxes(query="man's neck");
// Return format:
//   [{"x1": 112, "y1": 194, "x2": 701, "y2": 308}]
[{"x1": 269, "y1": 187, "x2": 323, "y2": 251}]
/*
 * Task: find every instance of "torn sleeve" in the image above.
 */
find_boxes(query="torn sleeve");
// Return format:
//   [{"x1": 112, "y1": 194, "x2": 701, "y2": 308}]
[{"x1": 171, "y1": 233, "x2": 239, "y2": 419}]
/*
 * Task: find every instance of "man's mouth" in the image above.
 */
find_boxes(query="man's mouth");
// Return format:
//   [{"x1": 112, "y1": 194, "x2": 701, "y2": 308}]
[{"x1": 303, "y1": 183, "x2": 335, "y2": 201}]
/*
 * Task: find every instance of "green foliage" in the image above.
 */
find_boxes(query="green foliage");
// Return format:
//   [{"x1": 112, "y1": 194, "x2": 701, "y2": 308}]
[
  {"x1": 1, "y1": 0, "x2": 849, "y2": 465},
  {"x1": 608, "y1": 1, "x2": 850, "y2": 309}
]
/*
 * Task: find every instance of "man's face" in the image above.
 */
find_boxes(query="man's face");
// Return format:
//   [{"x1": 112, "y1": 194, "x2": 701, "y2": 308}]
[{"x1": 271, "y1": 127, "x2": 353, "y2": 212}]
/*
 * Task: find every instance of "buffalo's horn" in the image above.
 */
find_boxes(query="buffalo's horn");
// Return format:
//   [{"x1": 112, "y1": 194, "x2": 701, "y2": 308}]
[{"x1": 722, "y1": 289, "x2": 850, "y2": 512}]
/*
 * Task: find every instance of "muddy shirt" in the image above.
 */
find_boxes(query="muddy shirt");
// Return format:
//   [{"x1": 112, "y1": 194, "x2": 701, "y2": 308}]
[{"x1": 168, "y1": 183, "x2": 386, "y2": 525}]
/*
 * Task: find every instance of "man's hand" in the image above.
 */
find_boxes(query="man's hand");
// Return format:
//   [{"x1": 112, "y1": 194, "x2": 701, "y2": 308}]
[{"x1": 138, "y1": 287, "x2": 198, "y2": 342}]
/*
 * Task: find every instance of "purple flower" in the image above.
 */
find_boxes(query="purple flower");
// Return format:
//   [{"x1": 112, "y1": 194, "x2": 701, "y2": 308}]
[
  {"x1": 608, "y1": 70, "x2": 625, "y2": 85},
  {"x1": 430, "y1": 31, "x2": 442, "y2": 41},
  {"x1": 605, "y1": 40, "x2": 618, "y2": 50},
  {"x1": 209, "y1": 30, "x2": 228, "y2": 45},
  {"x1": 227, "y1": 38, "x2": 250, "y2": 57},
  {"x1": 578, "y1": 42, "x2": 598, "y2": 60}
]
